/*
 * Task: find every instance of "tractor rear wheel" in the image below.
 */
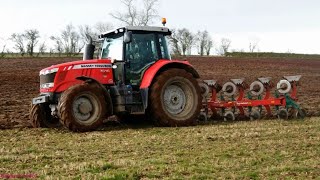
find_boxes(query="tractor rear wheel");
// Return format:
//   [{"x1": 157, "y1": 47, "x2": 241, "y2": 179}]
[
  {"x1": 30, "y1": 103, "x2": 60, "y2": 128},
  {"x1": 149, "y1": 68, "x2": 201, "y2": 126},
  {"x1": 58, "y1": 83, "x2": 107, "y2": 132}
]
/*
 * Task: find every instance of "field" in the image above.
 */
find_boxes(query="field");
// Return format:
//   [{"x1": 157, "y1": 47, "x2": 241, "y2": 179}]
[
  {"x1": 0, "y1": 118, "x2": 319, "y2": 179},
  {"x1": 0, "y1": 57, "x2": 320, "y2": 178}
]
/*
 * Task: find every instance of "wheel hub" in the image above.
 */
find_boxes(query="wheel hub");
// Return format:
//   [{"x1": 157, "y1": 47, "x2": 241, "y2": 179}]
[
  {"x1": 73, "y1": 97, "x2": 94, "y2": 122},
  {"x1": 79, "y1": 99, "x2": 93, "y2": 114},
  {"x1": 164, "y1": 85, "x2": 186, "y2": 115}
]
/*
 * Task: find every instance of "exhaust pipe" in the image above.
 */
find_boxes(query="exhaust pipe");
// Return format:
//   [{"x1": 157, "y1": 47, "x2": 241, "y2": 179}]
[{"x1": 83, "y1": 35, "x2": 95, "y2": 60}]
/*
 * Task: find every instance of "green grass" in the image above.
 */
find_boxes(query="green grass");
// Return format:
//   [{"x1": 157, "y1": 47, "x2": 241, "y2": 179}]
[{"x1": 0, "y1": 118, "x2": 319, "y2": 179}]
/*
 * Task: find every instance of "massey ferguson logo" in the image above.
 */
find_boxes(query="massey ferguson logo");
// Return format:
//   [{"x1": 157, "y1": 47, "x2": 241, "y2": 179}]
[
  {"x1": 81, "y1": 64, "x2": 110, "y2": 68},
  {"x1": 73, "y1": 64, "x2": 112, "y2": 69}
]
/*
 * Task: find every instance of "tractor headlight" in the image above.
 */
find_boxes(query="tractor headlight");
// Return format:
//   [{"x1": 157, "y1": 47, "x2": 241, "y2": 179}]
[
  {"x1": 40, "y1": 68, "x2": 59, "y2": 75},
  {"x1": 40, "y1": 83, "x2": 54, "y2": 89}
]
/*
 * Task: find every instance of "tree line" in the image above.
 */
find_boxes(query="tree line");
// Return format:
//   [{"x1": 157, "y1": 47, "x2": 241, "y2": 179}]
[
  {"x1": 2, "y1": 22, "x2": 113, "y2": 58},
  {"x1": 0, "y1": 0, "x2": 256, "y2": 58},
  {"x1": 1, "y1": 25, "x2": 237, "y2": 58},
  {"x1": 1, "y1": 26, "x2": 226, "y2": 57}
]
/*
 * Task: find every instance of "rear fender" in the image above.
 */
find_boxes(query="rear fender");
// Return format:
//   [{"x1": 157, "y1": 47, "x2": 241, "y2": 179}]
[
  {"x1": 140, "y1": 60, "x2": 200, "y2": 89},
  {"x1": 139, "y1": 60, "x2": 200, "y2": 109}
]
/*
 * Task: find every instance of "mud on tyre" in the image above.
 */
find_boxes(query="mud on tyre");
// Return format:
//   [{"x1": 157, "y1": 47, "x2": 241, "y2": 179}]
[
  {"x1": 149, "y1": 68, "x2": 202, "y2": 126},
  {"x1": 58, "y1": 83, "x2": 107, "y2": 132},
  {"x1": 30, "y1": 103, "x2": 60, "y2": 128}
]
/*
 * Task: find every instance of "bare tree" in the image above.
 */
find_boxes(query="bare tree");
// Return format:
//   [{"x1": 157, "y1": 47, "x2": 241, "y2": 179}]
[
  {"x1": 110, "y1": 0, "x2": 159, "y2": 26},
  {"x1": 0, "y1": 37, "x2": 6, "y2": 58},
  {"x1": 79, "y1": 23, "x2": 114, "y2": 44},
  {"x1": 49, "y1": 48, "x2": 54, "y2": 57},
  {"x1": 177, "y1": 28, "x2": 195, "y2": 56},
  {"x1": 139, "y1": 0, "x2": 159, "y2": 25},
  {"x1": 169, "y1": 28, "x2": 195, "y2": 56},
  {"x1": 50, "y1": 36, "x2": 63, "y2": 57},
  {"x1": 95, "y1": 22, "x2": 113, "y2": 34},
  {"x1": 196, "y1": 31, "x2": 206, "y2": 56},
  {"x1": 248, "y1": 38, "x2": 259, "y2": 52},
  {"x1": 24, "y1": 29, "x2": 40, "y2": 56},
  {"x1": 205, "y1": 40, "x2": 213, "y2": 56},
  {"x1": 168, "y1": 29, "x2": 181, "y2": 56},
  {"x1": 37, "y1": 41, "x2": 47, "y2": 57},
  {"x1": 51, "y1": 24, "x2": 84, "y2": 56},
  {"x1": 11, "y1": 33, "x2": 25, "y2": 56},
  {"x1": 62, "y1": 24, "x2": 83, "y2": 55},
  {"x1": 217, "y1": 38, "x2": 231, "y2": 56},
  {"x1": 79, "y1": 25, "x2": 96, "y2": 40},
  {"x1": 0, "y1": 44, "x2": 5, "y2": 58},
  {"x1": 196, "y1": 30, "x2": 213, "y2": 56}
]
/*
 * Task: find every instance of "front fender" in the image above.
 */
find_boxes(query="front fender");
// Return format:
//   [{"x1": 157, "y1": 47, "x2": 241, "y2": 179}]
[
  {"x1": 54, "y1": 76, "x2": 105, "y2": 93},
  {"x1": 139, "y1": 60, "x2": 200, "y2": 89},
  {"x1": 53, "y1": 80, "x2": 83, "y2": 93}
]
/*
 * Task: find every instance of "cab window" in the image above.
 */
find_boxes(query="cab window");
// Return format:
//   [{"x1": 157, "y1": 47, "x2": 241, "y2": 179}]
[
  {"x1": 158, "y1": 34, "x2": 171, "y2": 60},
  {"x1": 125, "y1": 33, "x2": 158, "y2": 72}
]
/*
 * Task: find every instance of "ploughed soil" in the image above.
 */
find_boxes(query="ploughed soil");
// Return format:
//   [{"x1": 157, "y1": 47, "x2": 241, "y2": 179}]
[{"x1": 0, "y1": 57, "x2": 319, "y2": 129}]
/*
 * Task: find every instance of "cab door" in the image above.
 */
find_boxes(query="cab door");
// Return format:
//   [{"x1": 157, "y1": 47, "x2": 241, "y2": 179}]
[{"x1": 124, "y1": 33, "x2": 159, "y2": 87}]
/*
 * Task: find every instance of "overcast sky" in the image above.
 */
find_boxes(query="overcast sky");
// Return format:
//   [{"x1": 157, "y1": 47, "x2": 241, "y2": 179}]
[{"x1": 1, "y1": 0, "x2": 320, "y2": 54}]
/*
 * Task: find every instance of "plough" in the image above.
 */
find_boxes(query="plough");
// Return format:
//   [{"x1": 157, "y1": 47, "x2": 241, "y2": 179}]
[{"x1": 199, "y1": 75, "x2": 306, "y2": 121}]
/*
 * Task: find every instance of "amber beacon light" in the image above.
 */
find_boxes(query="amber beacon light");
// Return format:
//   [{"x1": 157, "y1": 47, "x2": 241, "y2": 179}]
[{"x1": 162, "y1": 18, "x2": 167, "y2": 26}]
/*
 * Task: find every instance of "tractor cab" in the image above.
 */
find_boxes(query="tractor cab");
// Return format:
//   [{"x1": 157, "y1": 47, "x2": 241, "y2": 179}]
[{"x1": 85, "y1": 26, "x2": 172, "y2": 87}]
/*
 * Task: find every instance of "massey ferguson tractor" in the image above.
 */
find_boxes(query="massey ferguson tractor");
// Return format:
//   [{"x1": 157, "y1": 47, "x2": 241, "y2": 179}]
[
  {"x1": 30, "y1": 23, "x2": 202, "y2": 132},
  {"x1": 30, "y1": 20, "x2": 305, "y2": 132}
]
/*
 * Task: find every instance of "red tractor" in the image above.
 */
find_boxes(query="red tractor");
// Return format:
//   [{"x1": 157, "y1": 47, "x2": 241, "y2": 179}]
[{"x1": 30, "y1": 25, "x2": 202, "y2": 132}]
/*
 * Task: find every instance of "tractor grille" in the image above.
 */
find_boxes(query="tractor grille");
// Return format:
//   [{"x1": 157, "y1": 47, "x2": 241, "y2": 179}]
[{"x1": 40, "y1": 72, "x2": 56, "y2": 85}]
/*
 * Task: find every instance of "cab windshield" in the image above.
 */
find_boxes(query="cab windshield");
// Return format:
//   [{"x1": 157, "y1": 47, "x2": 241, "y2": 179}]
[{"x1": 101, "y1": 34, "x2": 123, "y2": 60}]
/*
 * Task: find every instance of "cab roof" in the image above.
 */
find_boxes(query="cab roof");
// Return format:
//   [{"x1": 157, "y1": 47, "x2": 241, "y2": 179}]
[{"x1": 99, "y1": 26, "x2": 171, "y2": 39}]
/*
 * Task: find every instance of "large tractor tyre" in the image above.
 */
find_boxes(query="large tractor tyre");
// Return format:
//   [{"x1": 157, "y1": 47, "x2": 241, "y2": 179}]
[
  {"x1": 149, "y1": 68, "x2": 202, "y2": 126},
  {"x1": 58, "y1": 83, "x2": 107, "y2": 132},
  {"x1": 30, "y1": 103, "x2": 60, "y2": 128}
]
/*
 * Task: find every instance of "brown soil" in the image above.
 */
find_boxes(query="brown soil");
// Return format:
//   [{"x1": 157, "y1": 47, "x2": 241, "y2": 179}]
[
  {"x1": 0, "y1": 57, "x2": 77, "y2": 129},
  {"x1": 0, "y1": 57, "x2": 319, "y2": 128}
]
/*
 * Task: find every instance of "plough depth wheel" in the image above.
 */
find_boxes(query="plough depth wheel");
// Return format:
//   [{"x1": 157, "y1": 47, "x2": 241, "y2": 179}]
[
  {"x1": 250, "y1": 81, "x2": 264, "y2": 96},
  {"x1": 277, "y1": 80, "x2": 291, "y2": 94},
  {"x1": 294, "y1": 109, "x2": 307, "y2": 119},
  {"x1": 224, "y1": 111, "x2": 235, "y2": 121},
  {"x1": 249, "y1": 110, "x2": 261, "y2": 120},
  {"x1": 222, "y1": 82, "x2": 237, "y2": 97},
  {"x1": 278, "y1": 108, "x2": 289, "y2": 120},
  {"x1": 199, "y1": 82, "x2": 210, "y2": 98}
]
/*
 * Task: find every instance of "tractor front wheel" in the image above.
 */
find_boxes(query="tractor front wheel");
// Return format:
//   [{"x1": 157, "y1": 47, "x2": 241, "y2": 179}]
[
  {"x1": 30, "y1": 103, "x2": 60, "y2": 128},
  {"x1": 149, "y1": 68, "x2": 202, "y2": 126},
  {"x1": 58, "y1": 83, "x2": 107, "y2": 132}
]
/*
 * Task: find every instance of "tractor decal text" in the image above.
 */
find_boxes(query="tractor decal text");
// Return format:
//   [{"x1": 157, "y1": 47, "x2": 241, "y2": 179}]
[{"x1": 73, "y1": 64, "x2": 112, "y2": 69}]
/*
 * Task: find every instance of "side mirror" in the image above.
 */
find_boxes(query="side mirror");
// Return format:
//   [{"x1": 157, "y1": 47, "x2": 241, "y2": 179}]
[{"x1": 124, "y1": 31, "x2": 132, "y2": 43}]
